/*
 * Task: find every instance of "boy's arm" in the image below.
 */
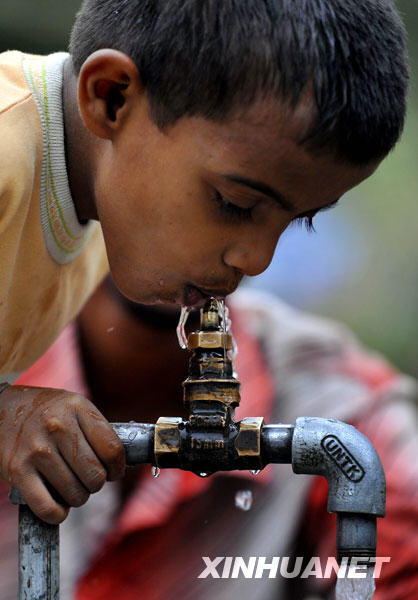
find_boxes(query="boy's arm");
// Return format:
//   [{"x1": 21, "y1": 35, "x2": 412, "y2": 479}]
[{"x1": 0, "y1": 384, "x2": 125, "y2": 524}]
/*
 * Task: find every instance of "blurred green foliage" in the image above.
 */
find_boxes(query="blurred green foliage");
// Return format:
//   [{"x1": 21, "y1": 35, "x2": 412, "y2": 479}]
[
  {"x1": 1, "y1": 1, "x2": 416, "y2": 375},
  {"x1": 319, "y1": 1, "x2": 418, "y2": 376}
]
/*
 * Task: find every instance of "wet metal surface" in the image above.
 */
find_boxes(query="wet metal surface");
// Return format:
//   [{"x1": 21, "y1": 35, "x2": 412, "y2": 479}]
[{"x1": 18, "y1": 505, "x2": 59, "y2": 600}]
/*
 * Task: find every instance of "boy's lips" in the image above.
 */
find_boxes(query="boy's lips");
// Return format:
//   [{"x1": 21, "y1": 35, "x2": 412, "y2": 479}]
[{"x1": 182, "y1": 284, "x2": 231, "y2": 307}]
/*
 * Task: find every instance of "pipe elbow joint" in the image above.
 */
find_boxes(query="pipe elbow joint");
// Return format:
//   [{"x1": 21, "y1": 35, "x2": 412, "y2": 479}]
[{"x1": 292, "y1": 417, "x2": 385, "y2": 517}]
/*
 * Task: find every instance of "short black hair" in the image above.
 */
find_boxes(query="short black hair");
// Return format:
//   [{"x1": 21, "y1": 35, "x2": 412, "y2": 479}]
[{"x1": 69, "y1": 0, "x2": 409, "y2": 165}]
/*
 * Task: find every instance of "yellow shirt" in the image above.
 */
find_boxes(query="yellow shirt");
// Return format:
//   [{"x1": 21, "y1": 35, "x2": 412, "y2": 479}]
[{"x1": 0, "y1": 51, "x2": 109, "y2": 381}]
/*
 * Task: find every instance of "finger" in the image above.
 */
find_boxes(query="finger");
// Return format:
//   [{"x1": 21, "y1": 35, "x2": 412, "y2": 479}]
[
  {"x1": 33, "y1": 444, "x2": 90, "y2": 508},
  {"x1": 56, "y1": 430, "x2": 107, "y2": 493},
  {"x1": 76, "y1": 404, "x2": 125, "y2": 481},
  {"x1": 14, "y1": 470, "x2": 69, "y2": 525}
]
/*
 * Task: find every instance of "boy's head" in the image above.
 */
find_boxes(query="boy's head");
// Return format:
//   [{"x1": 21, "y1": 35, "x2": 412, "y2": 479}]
[{"x1": 67, "y1": 0, "x2": 408, "y2": 307}]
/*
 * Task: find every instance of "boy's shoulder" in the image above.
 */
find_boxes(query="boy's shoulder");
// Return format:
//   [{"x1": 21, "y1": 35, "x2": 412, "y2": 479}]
[
  {"x1": 0, "y1": 51, "x2": 39, "y2": 115},
  {"x1": 0, "y1": 52, "x2": 45, "y2": 200}
]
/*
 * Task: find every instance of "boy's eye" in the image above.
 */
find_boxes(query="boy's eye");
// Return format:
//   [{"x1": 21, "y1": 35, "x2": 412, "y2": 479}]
[
  {"x1": 213, "y1": 190, "x2": 254, "y2": 223},
  {"x1": 291, "y1": 212, "x2": 317, "y2": 233},
  {"x1": 290, "y1": 199, "x2": 338, "y2": 233}
]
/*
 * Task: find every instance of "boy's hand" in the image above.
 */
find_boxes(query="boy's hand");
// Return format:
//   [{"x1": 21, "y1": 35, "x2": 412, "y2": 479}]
[{"x1": 0, "y1": 386, "x2": 125, "y2": 524}]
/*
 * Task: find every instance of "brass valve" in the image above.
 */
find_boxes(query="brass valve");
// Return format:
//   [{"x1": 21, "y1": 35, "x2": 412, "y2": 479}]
[
  {"x1": 154, "y1": 298, "x2": 264, "y2": 475},
  {"x1": 183, "y1": 298, "x2": 240, "y2": 420},
  {"x1": 187, "y1": 298, "x2": 233, "y2": 350}
]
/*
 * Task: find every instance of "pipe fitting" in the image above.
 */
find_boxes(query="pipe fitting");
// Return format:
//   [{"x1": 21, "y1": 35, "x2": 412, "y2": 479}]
[
  {"x1": 292, "y1": 417, "x2": 385, "y2": 516},
  {"x1": 292, "y1": 417, "x2": 385, "y2": 561}
]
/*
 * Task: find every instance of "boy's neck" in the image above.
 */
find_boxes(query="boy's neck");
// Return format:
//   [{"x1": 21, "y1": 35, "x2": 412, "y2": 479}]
[{"x1": 62, "y1": 56, "x2": 99, "y2": 223}]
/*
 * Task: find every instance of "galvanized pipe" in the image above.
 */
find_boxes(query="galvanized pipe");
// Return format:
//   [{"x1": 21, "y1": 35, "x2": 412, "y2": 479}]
[
  {"x1": 19, "y1": 505, "x2": 59, "y2": 600},
  {"x1": 111, "y1": 422, "x2": 155, "y2": 465},
  {"x1": 261, "y1": 424, "x2": 294, "y2": 463},
  {"x1": 11, "y1": 418, "x2": 386, "y2": 598},
  {"x1": 10, "y1": 488, "x2": 59, "y2": 600},
  {"x1": 337, "y1": 513, "x2": 377, "y2": 562}
]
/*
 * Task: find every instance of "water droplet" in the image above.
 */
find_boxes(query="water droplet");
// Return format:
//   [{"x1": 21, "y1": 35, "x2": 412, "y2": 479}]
[
  {"x1": 106, "y1": 327, "x2": 114, "y2": 333},
  {"x1": 230, "y1": 336, "x2": 239, "y2": 360},
  {"x1": 151, "y1": 466, "x2": 160, "y2": 478},
  {"x1": 217, "y1": 299, "x2": 238, "y2": 372},
  {"x1": 176, "y1": 306, "x2": 190, "y2": 349},
  {"x1": 223, "y1": 304, "x2": 232, "y2": 333},
  {"x1": 235, "y1": 489, "x2": 253, "y2": 511},
  {"x1": 199, "y1": 472, "x2": 208, "y2": 477},
  {"x1": 216, "y1": 299, "x2": 225, "y2": 331},
  {"x1": 250, "y1": 470, "x2": 261, "y2": 476}
]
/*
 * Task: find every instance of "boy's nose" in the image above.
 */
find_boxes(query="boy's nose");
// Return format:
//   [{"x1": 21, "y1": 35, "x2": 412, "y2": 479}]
[{"x1": 223, "y1": 234, "x2": 279, "y2": 278}]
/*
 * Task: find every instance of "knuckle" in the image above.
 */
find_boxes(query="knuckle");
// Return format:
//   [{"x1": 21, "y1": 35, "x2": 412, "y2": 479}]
[
  {"x1": 8, "y1": 460, "x2": 25, "y2": 482},
  {"x1": 102, "y1": 437, "x2": 124, "y2": 463},
  {"x1": 85, "y1": 467, "x2": 106, "y2": 493},
  {"x1": 64, "y1": 485, "x2": 89, "y2": 507},
  {"x1": 67, "y1": 394, "x2": 84, "y2": 411},
  {"x1": 44, "y1": 417, "x2": 65, "y2": 435},
  {"x1": 29, "y1": 444, "x2": 53, "y2": 462}
]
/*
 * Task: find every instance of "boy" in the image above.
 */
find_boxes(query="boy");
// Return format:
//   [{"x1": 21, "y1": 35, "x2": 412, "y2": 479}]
[{"x1": 0, "y1": 0, "x2": 409, "y2": 525}]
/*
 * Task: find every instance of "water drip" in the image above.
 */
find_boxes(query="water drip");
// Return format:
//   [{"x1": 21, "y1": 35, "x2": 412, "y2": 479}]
[
  {"x1": 176, "y1": 306, "x2": 190, "y2": 349},
  {"x1": 216, "y1": 299, "x2": 238, "y2": 375},
  {"x1": 235, "y1": 489, "x2": 253, "y2": 511}
]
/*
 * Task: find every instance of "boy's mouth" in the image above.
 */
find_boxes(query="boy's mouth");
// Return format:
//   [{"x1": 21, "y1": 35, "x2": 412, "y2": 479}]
[{"x1": 182, "y1": 284, "x2": 230, "y2": 308}]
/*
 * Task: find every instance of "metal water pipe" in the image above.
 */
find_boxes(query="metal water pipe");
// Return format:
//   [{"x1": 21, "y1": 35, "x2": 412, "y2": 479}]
[{"x1": 10, "y1": 298, "x2": 385, "y2": 598}]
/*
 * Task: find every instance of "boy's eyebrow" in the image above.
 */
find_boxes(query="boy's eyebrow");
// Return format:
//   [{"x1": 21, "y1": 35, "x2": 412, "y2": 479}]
[
  {"x1": 221, "y1": 173, "x2": 296, "y2": 212},
  {"x1": 221, "y1": 173, "x2": 340, "y2": 214}
]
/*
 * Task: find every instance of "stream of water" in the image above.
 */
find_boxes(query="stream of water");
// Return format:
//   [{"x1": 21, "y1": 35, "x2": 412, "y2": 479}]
[{"x1": 176, "y1": 305, "x2": 190, "y2": 349}]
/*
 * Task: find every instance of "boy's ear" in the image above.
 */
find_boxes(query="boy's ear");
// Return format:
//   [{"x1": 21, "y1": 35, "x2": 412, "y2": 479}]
[{"x1": 77, "y1": 49, "x2": 142, "y2": 140}]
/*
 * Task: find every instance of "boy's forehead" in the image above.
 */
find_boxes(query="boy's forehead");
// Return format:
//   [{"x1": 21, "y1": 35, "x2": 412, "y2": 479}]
[
  {"x1": 162, "y1": 95, "x2": 377, "y2": 212},
  {"x1": 233, "y1": 91, "x2": 316, "y2": 139},
  {"x1": 200, "y1": 94, "x2": 317, "y2": 159},
  {"x1": 182, "y1": 97, "x2": 316, "y2": 176}
]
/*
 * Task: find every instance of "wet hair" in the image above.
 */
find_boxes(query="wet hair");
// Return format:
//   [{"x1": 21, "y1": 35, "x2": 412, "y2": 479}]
[{"x1": 69, "y1": 0, "x2": 408, "y2": 165}]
